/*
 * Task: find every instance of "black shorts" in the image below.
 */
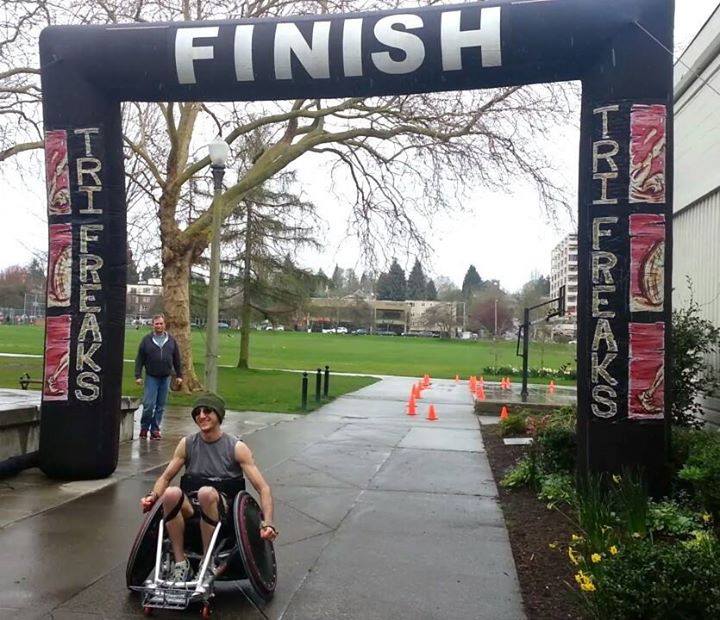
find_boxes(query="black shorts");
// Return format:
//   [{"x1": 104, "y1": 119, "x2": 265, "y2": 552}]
[{"x1": 184, "y1": 489, "x2": 230, "y2": 527}]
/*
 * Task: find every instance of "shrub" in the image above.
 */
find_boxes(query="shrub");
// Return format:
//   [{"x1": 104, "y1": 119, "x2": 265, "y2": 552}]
[
  {"x1": 538, "y1": 473, "x2": 575, "y2": 508},
  {"x1": 501, "y1": 452, "x2": 541, "y2": 490},
  {"x1": 538, "y1": 426, "x2": 576, "y2": 473},
  {"x1": 499, "y1": 414, "x2": 527, "y2": 437},
  {"x1": 648, "y1": 500, "x2": 701, "y2": 538},
  {"x1": 678, "y1": 432, "x2": 720, "y2": 521},
  {"x1": 669, "y1": 285, "x2": 720, "y2": 428},
  {"x1": 575, "y1": 536, "x2": 720, "y2": 619}
]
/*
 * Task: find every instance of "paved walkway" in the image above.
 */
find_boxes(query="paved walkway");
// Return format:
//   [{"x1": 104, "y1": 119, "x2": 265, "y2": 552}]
[{"x1": 0, "y1": 378, "x2": 524, "y2": 619}]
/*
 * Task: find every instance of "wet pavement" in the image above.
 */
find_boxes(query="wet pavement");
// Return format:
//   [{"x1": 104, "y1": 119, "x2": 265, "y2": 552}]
[{"x1": 0, "y1": 378, "x2": 524, "y2": 619}]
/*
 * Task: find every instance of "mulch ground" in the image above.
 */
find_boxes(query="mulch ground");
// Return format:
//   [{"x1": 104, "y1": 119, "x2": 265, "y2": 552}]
[{"x1": 481, "y1": 424, "x2": 583, "y2": 620}]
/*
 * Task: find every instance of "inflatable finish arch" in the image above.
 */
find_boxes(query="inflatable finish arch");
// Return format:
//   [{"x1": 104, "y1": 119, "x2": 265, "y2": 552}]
[{"x1": 39, "y1": 0, "x2": 674, "y2": 482}]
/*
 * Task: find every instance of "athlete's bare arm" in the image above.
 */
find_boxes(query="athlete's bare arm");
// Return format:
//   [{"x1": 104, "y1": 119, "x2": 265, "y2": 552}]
[
  {"x1": 139, "y1": 438, "x2": 187, "y2": 511},
  {"x1": 235, "y1": 441, "x2": 277, "y2": 541}
]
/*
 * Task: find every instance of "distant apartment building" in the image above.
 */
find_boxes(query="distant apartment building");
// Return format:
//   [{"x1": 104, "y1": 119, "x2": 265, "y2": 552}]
[
  {"x1": 126, "y1": 278, "x2": 163, "y2": 318},
  {"x1": 550, "y1": 234, "x2": 578, "y2": 317}
]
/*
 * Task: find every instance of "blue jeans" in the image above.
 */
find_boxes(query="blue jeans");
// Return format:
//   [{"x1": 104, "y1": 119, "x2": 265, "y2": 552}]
[{"x1": 140, "y1": 375, "x2": 171, "y2": 432}]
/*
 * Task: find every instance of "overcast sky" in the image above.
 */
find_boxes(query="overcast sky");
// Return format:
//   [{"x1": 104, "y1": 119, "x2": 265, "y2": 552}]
[{"x1": 2, "y1": 1, "x2": 718, "y2": 292}]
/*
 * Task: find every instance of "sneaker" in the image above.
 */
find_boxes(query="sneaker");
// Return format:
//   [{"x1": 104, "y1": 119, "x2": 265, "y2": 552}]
[
  {"x1": 151, "y1": 430, "x2": 162, "y2": 440},
  {"x1": 170, "y1": 559, "x2": 194, "y2": 583},
  {"x1": 139, "y1": 429, "x2": 148, "y2": 439}
]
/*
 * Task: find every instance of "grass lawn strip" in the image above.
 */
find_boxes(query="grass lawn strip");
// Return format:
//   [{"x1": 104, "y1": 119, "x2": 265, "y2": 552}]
[
  {"x1": 0, "y1": 325, "x2": 576, "y2": 383},
  {"x1": 0, "y1": 355, "x2": 377, "y2": 413}
]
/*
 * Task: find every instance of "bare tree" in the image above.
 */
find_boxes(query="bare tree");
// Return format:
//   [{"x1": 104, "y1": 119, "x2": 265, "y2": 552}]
[
  {"x1": 420, "y1": 303, "x2": 458, "y2": 338},
  {"x1": 1, "y1": 0, "x2": 576, "y2": 390}
]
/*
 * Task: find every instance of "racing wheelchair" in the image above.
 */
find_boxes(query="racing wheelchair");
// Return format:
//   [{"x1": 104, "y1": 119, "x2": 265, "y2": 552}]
[{"x1": 126, "y1": 476, "x2": 277, "y2": 617}]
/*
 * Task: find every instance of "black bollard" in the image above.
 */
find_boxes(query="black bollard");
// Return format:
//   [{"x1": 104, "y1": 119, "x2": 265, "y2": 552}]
[
  {"x1": 323, "y1": 365, "x2": 330, "y2": 398},
  {"x1": 315, "y1": 368, "x2": 322, "y2": 403},
  {"x1": 301, "y1": 372, "x2": 308, "y2": 410}
]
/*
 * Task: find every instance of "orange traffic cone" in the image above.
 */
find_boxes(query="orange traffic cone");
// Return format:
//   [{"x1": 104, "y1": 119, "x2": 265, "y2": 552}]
[
  {"x1": 500, "y1": 405, "x2": 509, "y2": 420},
  {"x1": 500, "y1": 377, "x2": 507, "y2": 390},
  {"x1": 415, "y1": 383, "x2": 422, "y2": 398},
  {"x1": 479, "y1": 376, "x2": 484, "y2": 386},
  {"x1": 426, "y1": 404, "x2": 438, "y2": 421},
  {"x1": 548, "y1": 379, "x2": 556, "y2": 393},
  {"x1": 406, "y1": 395, "x2": 417, "y2": 416},
  {"x1": 469, "y1": 376, "x2": 477, "y2": 392},
  {"x1": 475, "y1": 386, "x2": 485, "y2": 401}
]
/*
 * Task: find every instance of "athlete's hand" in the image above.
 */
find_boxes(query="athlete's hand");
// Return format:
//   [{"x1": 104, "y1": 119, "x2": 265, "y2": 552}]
[
  {"x1": 260, "y1": 525, "x2": 278, "y2": 541},
  {"x1": 140, "y1": 494, "x2": 156, "y2": 513}
]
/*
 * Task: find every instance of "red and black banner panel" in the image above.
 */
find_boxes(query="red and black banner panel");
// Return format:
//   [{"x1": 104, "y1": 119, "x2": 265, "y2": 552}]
[{"x1": 39, "y1": 0, "x2": 674, "y2": 481}]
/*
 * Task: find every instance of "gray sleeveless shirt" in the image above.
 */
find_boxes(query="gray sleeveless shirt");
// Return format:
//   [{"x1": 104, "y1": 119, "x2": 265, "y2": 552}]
[{"x1": 184, "y1": 432, "x2": 244, "y2": 480}]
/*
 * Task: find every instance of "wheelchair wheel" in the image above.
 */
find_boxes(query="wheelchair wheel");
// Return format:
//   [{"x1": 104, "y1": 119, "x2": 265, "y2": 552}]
[
  {"x1": 126, "y1": 500, "x2": 164, "y2": 589},
  {"x1": 233, "y1": 491, "x2": 277, "y2": 602}
]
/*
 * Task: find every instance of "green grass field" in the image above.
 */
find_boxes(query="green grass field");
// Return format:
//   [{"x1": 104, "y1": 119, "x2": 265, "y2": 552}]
[
  {"x1": 0, "y1": 324, "x2": 576, "y2": 380},
  {"x1": 0, "y1": 352, "x2": 376, "y2": 414}
]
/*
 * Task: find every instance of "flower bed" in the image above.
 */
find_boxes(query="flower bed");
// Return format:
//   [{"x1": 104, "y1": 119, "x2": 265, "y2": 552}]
[{"x1": 483, "y1": 409, "x2": 720, "y2": 619}]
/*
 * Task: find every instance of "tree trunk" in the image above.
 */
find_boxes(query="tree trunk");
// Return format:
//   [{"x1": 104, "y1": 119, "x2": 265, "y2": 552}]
[
  {"x1": 163, "y1": 250, "x2": 203, "y2": 392},
  {"x1": 238, "y1": 204, "x2": 252, "y2": 369}
]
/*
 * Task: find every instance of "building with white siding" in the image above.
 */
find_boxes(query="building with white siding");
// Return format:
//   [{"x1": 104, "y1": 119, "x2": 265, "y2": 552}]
[
  {"x1": 550, "y1": 233, "x2": 578, "y2": 317},
  {"x1": 673, "y1": 6, "x2": 720, "y2": 418}
]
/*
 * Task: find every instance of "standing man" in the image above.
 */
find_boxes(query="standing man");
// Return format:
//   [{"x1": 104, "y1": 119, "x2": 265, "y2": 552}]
[{"x1": 135, "y1": 314, "x2": 182, "y2": 440}]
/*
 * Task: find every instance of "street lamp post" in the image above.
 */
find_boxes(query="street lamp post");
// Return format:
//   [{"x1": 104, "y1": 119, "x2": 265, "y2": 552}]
[{"x1": 205, "y1": 137, "x2": 230, "y2": 392}]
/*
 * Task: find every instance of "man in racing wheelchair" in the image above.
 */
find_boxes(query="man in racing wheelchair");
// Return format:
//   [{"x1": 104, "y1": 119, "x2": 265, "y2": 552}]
[{"x1": 139, "y1": 392, "x2": 278, "y2": 584}]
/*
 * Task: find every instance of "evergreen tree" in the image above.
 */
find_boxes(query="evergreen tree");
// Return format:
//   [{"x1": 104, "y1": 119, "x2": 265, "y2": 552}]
[
  {"x1": 331, "y1": 265, "x2": 344, "y2": 291},
  {"x1": 345, "y1": 269, "x2": 359, "y2": 293},
  {"x1": 359, "y1": 271, "x2": 375, "y2": 295},
  {"x1": 26, "y1": 257, "x2": 46, "y2": 294},
  {"x1": 386, "y1": 259, "x2": 407, "y2": 301},
  {"x1": 425, "y1": 279, "x2": 438, "y2": 301},
  {"x1": 375, "y1": 272, "x2": 392, "y2": 300},
  {"x1": 127, "y1": 246, "x2": 140, "y2": 284},
  {"x1": 407, "y1": 259, "x2": 426, "y2": 300},
  {"x1": 461, "y1": 265, "x2": 484, "y2": 300},
  {"x1": 314, "y1": 269, "x2": 329, "y2": 296}
]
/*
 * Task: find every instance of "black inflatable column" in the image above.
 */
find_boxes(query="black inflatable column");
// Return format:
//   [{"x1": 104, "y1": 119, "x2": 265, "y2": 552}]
[
  {"x1": 39, "y1": 28, "x2": 127, "y2": 478},
  {"x1": 576, "y1": 1, "x2": 674, "y2": 493}
]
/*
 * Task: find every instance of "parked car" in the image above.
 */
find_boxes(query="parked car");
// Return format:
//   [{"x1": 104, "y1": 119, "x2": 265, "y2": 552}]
[
  {"x1": 218, "y1": 322, "x2": 230, "y2": 329},
  {"x1": 275, "y1": 325, "x2": 285, "y2": 331},
  {"x1": 353, "y1": 328, "x2": 369, "y2": 335},
  {"x1": 376, "y1": 330, "x2": 397, "y2": 336},
  {"x1": 335, "y1": 326, "x2": 348, "y2": 334},
  {"x1": 321, "y1": 328, "x2": 336, "y2": 334}
]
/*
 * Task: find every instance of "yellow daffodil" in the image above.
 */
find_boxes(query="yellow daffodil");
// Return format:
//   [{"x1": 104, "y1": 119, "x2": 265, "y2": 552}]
[
  {"x1": 571, "y1": 534, "x2": 582, "y2": 542},
  {"x1": 568, "y1": 547, "x2": 581, "y2": 566},
  {"x1": 591, "y1": 553, "x2": 602, "y2": 563},
  {"x1": 575, "y1": 571, "x2": 596, "y2": 592},
  {"x1": 609, "y1": 545, "x2": 618, "y2": 556},
  {"x1": 548, "y1": 542, "x2": 557, "y2": 549},
  {"x1": 702, "y1": 513, "x2": 712, "y2": 524}
]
